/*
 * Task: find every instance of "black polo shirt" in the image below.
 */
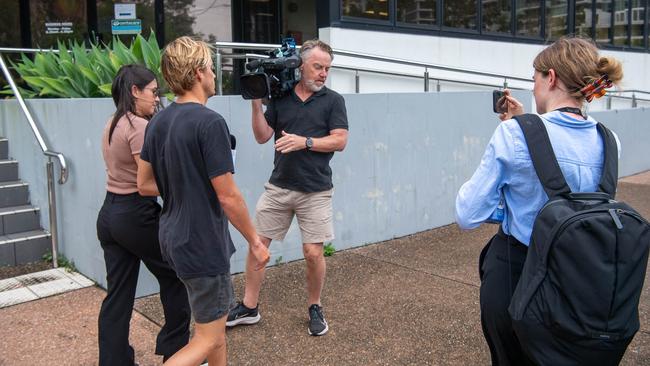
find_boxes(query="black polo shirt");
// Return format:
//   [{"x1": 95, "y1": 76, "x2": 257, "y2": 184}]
[{"x1": 264, "y1": 86, "x2": 348, "y2": 193}]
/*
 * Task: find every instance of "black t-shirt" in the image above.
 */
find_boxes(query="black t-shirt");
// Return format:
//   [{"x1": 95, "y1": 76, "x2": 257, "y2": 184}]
[
  {"x1": 140, "y1": 102, "x2": 235, "y2": 279},
  {"x1": 264, "y1": 86, "x2": 349, "y2": 193}
]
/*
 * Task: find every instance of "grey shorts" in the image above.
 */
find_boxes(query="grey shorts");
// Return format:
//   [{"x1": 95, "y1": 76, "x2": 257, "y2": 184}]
[{"x1": 180, "y1": 273, "x2": 235, "y2": 324}]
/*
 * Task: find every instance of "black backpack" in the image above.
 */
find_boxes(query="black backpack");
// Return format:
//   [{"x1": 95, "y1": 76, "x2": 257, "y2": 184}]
[{"x1": 507, "y1": 114, "x2": 650, "y2": 365}]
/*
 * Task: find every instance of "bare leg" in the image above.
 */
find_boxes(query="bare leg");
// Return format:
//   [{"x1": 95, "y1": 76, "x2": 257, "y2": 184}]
[
  {"x1": 303, "y1": 243, "x2": 326, "y2": 306},
  {"x1": 242, "y1": 236, "x2": 272, "y2": 308},
  {"x1": 163, "y1": 315, "x2": 227, "y2": 366}
]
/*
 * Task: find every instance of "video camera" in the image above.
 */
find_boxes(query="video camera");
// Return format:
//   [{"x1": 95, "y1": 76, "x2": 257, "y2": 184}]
[{"x1": 240, "y1": 38, "x2": 301, "y2": 100}]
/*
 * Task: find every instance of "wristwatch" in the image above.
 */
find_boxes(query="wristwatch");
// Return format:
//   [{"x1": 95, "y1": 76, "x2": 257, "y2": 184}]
[{"x1": 305, "y1": 137, "x2": 313, "y2": 150}]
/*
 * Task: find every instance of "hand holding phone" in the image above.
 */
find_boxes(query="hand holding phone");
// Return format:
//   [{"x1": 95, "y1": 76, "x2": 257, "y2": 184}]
[{"x1": 493, "y1": 90, "x2": 507, "y2": 114}]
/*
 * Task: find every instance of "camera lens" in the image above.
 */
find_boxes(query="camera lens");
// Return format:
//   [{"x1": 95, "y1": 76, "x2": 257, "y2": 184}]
[{"x1": 240, "y1": 73, "x2": 270, "y2": 100}]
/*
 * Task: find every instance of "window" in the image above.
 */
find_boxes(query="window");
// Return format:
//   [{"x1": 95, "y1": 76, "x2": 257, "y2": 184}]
[
  {"x1": 96, "y1": 1, "x2": 155, "y2": 45},
  {"x1": 613, "y1": 0, "x2": 629, "y2": 46},
  {"x1": 397, "y1": 0, "x2": 436, "y2": 26},
  {"x1": 483, "y1": 0, "x2": 512, "y2": 33},
  {"x1": 575, "y1": 0, "x2": 594, "y2": 38},
  {"x1": 595, "y1": 0, "x2": 613, "y2": 44},
  {"x1": 30, "y1": 0, "x2": 87, "y2": 48},
  {"x1": 630, "y1": 0, "x2": 644, "y2": 48},
  {"x1": 0, "y1": 0, "x2": 21, "y2": 48},
  {"x1": 444, "y1": 0, "x2": 477, "y2": 30},
  {"x1": 545, "y1": 0, "x2": 568, "y2": 41},
  {"x1": 342, "y1": 0, "x2": 389, "y2": 21},
  {"x1": 516, "y1": 0, "x2": 542, "y2": 37},
  {"x1": 165, "y1": 0, "x2": 231, "y2": 43}
]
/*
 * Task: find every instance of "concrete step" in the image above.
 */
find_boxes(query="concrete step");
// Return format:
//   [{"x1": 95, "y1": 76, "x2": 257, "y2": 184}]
[
  {"x1": 0, "y1": 138, "x2": 8, "y2": 160},
  {"x1": 0, "y1": 181, "x2": 29, "y2": 208},
  {"x1": 0, "y1": 229, "x2": 51, "y2": 266},
  {"x1": 0, "y1": 160, "x2": 19, "y2": 182},
  {"x1": 0, "y1": 205, "x2": 41, "y2": 236}
]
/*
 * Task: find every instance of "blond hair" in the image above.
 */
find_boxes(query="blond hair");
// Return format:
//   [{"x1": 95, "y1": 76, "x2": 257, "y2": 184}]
[
  {"x1": 161, "y1": 36, "x2": 213, "y2": 95},
  {"x1": 533, "y1": 37, "x2": 623, "y2": 101},
  {"x1": 300, "y1": 39, "x2": 334, "y2": 62}
]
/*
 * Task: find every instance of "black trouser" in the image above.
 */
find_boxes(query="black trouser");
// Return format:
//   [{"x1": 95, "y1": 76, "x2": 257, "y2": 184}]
[
  {"x1": 96, "y1": 192, "x2": 190, "y2": 366},
  {"x1": 479, "y1": 227, "x2": 534, "y2": 366}
]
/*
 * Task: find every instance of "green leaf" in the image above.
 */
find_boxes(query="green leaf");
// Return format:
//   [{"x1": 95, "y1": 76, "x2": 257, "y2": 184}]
[
  {"x1": 98, "y1": 83, "x2": 112, "y2": 96},
  {"x1": 57, "y1": 40, "x2": 72, "y2": 64},
  {"x1": 131, "y1": 35, "x2": 144, "y2": 62},
  {"x1": 79, "y1": 66, "x2": 101, "y2": 86}
]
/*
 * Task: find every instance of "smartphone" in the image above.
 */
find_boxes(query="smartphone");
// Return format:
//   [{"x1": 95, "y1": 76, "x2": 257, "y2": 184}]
[{"x1": 492, "y1": 90, "x2": 507, "y2": 114}]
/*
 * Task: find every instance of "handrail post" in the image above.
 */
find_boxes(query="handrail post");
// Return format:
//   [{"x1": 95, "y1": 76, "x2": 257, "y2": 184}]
[
  {"x1": 606, "y1": 95, "x2": 612, "y2": 110},
  {"x1": 632, "y1": 92, "x2": 637, "y2": 108},
  {"x1": 47, "y1": 158, "x2": 59, "y2": 268},
  {"x1": 436, "y1": 79, "x2": 441, "y2": 92},
  {"x1": 215, "y1": 49, "x2": 223, "y2": 96},
  {"x1": 355, "y1": 70, "x2": 360, "y2": 93},
  {"x1": 503, "y1": 79, "x2": 508, "y2": 89},
  {"x1": 424, "y1": 68, "x2": 429, "y2": 92}
]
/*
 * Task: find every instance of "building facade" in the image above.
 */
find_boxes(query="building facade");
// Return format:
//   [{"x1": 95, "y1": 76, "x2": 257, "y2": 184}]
[{"x1": 1, "y1": 1, "x2": 648, "y2": 94}]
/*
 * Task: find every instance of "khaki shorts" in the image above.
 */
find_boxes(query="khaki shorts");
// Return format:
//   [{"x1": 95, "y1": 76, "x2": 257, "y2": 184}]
[{"x1": 254, "y1": 183, "x2": 334, "y2": 244}]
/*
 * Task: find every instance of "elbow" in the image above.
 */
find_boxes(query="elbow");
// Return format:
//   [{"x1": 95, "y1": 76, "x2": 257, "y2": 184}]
[
  {"x1": 217, "y1": 194, "x2": 238, "y2": 212},
  {"x1": 455, "y1": 214, "x2": 473, "y2": 230},
  {"x1": 336, "y1": 138, "x2": 348, "y2": 152}
]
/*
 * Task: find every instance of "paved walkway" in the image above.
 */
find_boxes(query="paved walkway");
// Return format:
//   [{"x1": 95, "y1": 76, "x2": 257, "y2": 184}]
[{"x1": 1, "y1": 172, "x2": 649, "y2": 365}]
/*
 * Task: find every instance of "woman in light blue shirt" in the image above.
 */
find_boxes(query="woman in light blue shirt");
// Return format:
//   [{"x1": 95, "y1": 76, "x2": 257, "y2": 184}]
[{"x1": 455, "y1": 37, "x2": 623, "y2": 365}]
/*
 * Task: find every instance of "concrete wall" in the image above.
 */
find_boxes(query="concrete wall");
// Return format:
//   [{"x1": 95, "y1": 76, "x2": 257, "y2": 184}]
[{"x1": 1, "y1": 92, "x2": 649, "y2": 296}]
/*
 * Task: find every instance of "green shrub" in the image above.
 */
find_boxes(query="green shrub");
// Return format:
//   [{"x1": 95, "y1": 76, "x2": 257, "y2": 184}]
[
  {"x1": 2, "y1": 32, "x2": 167, "y2": 99},
  {"x1": 323, "y1": 242, "x2": 336, "y2": 257},
  {"x1": 42, "y1": 251, "x2": 77, "y2": 272}
]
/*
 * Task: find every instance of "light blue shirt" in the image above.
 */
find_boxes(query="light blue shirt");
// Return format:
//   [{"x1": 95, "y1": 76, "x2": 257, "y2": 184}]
[{"x1": 455, "y1": 110, "x2": 620, "y2": 245}]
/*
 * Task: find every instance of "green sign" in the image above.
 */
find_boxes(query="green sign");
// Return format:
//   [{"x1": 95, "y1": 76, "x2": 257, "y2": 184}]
[{"x1": 111, "y1": 19, "x2": 142, "y2": 35}]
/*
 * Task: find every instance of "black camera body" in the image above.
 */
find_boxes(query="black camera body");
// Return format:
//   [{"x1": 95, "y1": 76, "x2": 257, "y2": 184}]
[{"x1": 240, "y1": 38, "x2": 301, "y2": 100}]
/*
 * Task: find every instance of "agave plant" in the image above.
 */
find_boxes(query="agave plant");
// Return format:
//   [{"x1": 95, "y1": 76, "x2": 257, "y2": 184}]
[{"x1": 2, "y1": 32, "x2": 167, "y2": 99}]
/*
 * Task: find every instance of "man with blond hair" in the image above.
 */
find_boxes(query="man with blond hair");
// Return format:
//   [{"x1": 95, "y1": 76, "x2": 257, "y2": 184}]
[
  {"x1": 227, "y1": 39, "x2": 348, "y2": 336},
  {"x1": 137, "y1": 36, "x2": 269, "y2": 366}
]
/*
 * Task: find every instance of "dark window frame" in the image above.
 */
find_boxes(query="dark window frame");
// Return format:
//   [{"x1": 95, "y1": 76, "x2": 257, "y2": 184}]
[
  {"x1": 330, "y1": 0, "x2": 649, "y2": 52},
  {"x1": 394, "y1": 0, "x2": 440, "y2": 31}
]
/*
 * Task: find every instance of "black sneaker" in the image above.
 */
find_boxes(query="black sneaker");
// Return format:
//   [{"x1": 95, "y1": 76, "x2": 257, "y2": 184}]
[
  {"x1": 308, "y1": 304, "x2": 329, "y2": 336},
  {"x1": 226, "y1": 301, "x2": 261, "y2": 327}
]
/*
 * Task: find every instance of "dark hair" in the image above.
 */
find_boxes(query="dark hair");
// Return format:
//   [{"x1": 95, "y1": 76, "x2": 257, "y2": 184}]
[{"x1": 108, "y1": 64, "x2": 157, "y2": 144}]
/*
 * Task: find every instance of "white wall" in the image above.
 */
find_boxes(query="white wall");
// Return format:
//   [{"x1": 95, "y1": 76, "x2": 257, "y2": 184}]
[{"x1": 319, "y1": 27, "x2": 650, "y2": 110}]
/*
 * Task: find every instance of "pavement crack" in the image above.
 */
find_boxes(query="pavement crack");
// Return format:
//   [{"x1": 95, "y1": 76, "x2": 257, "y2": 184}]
[
  {"x1": 134, "y1": 308, "x2": 164, "y2": 328},
  {"x1": 349, "y1": 251, "x2": 480, "y2": 289}
]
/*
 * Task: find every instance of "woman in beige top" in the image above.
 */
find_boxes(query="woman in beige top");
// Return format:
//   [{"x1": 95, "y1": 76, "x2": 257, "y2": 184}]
[{"x1": 96, "y1": 64, "x2": 190, "y2": 366}]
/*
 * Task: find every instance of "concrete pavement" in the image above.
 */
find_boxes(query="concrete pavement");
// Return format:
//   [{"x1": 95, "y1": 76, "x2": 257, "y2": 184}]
[{"x1": 1, "y1": 171, "x2": 649, "y2": 365}]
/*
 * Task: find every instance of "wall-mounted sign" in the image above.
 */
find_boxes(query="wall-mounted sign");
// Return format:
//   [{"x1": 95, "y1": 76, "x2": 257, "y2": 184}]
[
  {"x1": 111, "y1": 19, "x2": 142, "y2": 35},
  {"x1": 45, "y1": 22, "x2": 73, "y2": 34},
  {"x1": 114, "y1": 3, "x2": 137, "y2": 20}
]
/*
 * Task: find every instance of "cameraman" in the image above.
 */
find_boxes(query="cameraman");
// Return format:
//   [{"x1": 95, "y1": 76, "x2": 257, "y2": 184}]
[{"x1": 227, "y1": 39, "x2": 349, "y2": 336}]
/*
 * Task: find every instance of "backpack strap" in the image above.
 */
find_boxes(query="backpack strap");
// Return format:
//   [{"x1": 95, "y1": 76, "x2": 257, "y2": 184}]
[
  {"x1": 514, "y1": 114, "x2": 572, "y2": 199},
  {"x1": 596, "y1": 123, "x2": 618, "y2": 196}
]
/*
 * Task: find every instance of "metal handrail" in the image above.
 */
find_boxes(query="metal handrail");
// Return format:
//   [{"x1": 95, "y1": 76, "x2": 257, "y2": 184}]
[
  {"x1": 0, "y1": 47, "x2": 61, "y2": 54},
  {"x1": 213, "y1": 41, "x2": 534, "y2": 93},
  {"x1": 0, "y1": 52, "x2": 68, "y2": 268}
]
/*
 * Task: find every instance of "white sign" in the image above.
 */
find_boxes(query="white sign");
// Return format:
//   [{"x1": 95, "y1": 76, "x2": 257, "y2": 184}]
[
  {"x1": 45, "y1": 22, "x2": 73, "y2": 34},
  {"x1": 114, "y1": 3, "x2": 136, "y2": 20}
]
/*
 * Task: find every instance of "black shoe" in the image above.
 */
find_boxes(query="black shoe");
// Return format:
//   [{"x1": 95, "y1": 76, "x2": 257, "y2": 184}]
[
  {"x1": 308, "y1": 304, "x2": 329, "y2": 336},
  {"x1": 226, "y1": 301, "x2": 261, "y2": 327}
]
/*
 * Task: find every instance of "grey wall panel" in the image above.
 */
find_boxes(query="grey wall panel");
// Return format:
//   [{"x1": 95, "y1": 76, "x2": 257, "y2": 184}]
[
  {"x1": 1, "y1": 92, "x2": 648, "y2": 297},
  {"x1": 591, "y1": 107, "x2": 650, "y2": 178}
]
